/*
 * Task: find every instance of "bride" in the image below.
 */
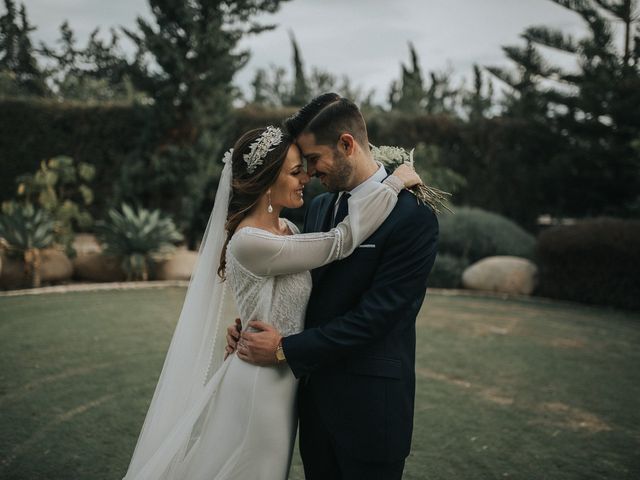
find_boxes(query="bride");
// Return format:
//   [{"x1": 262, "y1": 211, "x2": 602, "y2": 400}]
[{"x1": 122, "y1": 125, "x2": 421, "y2": 479}]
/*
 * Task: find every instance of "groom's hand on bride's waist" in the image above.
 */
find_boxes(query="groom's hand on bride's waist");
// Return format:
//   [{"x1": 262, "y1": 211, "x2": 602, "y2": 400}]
[{"x1": 237, "y1": 320, "x2": 283, "y2": 367}]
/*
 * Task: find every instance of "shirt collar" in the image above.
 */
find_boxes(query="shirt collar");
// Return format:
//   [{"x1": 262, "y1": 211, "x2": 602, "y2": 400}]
[{"x1": 344, "y1": 162, "x2": 387, "y2": 198}]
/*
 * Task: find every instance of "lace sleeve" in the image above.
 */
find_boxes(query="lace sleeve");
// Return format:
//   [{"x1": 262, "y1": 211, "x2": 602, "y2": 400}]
[{"x1": 229, "y1": 176, "x2": 403, "y2": 277}]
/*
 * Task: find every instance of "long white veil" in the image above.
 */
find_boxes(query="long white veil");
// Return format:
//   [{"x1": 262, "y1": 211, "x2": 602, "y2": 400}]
[{"x1": 123, "y1": 154, "x2": 236, "y2": 479}]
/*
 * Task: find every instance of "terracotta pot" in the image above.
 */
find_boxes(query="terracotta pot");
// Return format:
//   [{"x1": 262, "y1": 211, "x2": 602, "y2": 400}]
[
  {"x1": 72, "y1": 253, "x2": 127, "y2": 282},
  {"x1": 155, "y1": 248, "x2": 198, "y2": 281}
]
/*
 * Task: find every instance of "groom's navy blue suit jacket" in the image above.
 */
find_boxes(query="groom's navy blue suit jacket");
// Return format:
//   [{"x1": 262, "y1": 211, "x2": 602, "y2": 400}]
[{"x1": 281, "y1": 180, "x2": 439, "y2": 463}]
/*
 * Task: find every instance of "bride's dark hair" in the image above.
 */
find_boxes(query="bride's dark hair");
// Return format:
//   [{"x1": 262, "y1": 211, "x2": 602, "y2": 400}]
[{"x1": 217, "y1": 127, "x2": 293, "y2": 279}]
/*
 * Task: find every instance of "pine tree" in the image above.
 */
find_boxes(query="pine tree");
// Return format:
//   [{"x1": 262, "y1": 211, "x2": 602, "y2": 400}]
[
  {"x1": 425, "y1": 69, "x2": 459, "y2": 115},
  {"x1": 121, "y1": 0, "x2": 289, "y2": 244},
  {"x1": 486, "y1": 39, "x2": 552, "y2": 120},
  {"x1": 488, "y1": 0, "x2": 640, "y2": 218},
  {"x1": 39, "y1": 21, "x2": 81, "y2": 98},
  {"x1": 308, "y1": 67, "x2": 336, "y2": 99},
  {"x1": 389, "y1": 42, "x2": 459, "y2": 115},
  {"x1": 0, "y1": 0, "x2": 17, "y2": 67},
  {"x1": 0, "y1": 0, "x2": 48, "y2": 97},
  {"x1": 246, "y1": 32, "x2": 374, "y2": 109},
  {"x1": 39, "y1": 21, "x2": 134, "y2": 101},
  {"x1": 334, "y1": 74, "x2": 376, "y2": 110},
  {"x1": 83, "y1": 28, "x2": 134, "y2": 99}
]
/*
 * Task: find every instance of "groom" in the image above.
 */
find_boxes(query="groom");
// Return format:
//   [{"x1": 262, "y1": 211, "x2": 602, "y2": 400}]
[{"x1": 227, "y1": 93, "x2": 438, "y2": 479}]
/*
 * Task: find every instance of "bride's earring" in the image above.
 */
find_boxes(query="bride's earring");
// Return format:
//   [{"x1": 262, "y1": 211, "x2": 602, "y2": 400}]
[{"x1": 267, "y1": 190, "x2": 273, "y2": 214}]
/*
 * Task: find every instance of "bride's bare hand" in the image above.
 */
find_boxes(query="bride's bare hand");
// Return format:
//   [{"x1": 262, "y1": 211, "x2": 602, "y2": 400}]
[
  {"x1": 224, "y1": 318, "x2": 242, "y2": 360},
  {"x1": 391, "y1": 163, "x2": 422, "y2": 188}
]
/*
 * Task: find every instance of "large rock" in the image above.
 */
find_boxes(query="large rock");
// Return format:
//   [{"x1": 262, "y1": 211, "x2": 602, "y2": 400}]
[
  {"x1": 155, "y1": 248, "x2": 198, "y2": 280},
  {"x1": 462, "y1": 256, "x2": 538, "y2": 295},
  {"x1": 72, "y1": 253, "x2": 126, "y2": 282}
]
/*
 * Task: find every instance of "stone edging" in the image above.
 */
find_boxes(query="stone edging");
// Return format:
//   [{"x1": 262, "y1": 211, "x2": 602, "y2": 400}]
[
  {"x1": 0, "y1": 280, "x2": 572, "y2": 307},
  {"x1": 0, "y1": 280, "x2": 189, "y2": 297}
]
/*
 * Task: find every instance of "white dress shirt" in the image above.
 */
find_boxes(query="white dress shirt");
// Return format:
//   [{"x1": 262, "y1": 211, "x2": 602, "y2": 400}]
[{"x1": 333, "y1": 162, "x2": 387, "y2": 223}]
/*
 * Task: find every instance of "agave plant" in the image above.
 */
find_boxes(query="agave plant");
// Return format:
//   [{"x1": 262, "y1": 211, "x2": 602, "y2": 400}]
[
  {"x1": 95, "y1": 203, "x2": 184, "y2": 281},
  {"x1": 0, "y1": 202, "x2": 56, "y2": 288}
]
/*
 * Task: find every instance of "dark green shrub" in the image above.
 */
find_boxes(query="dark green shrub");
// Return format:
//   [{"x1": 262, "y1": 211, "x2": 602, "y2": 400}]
[
  {"x1": 428, "y1": 253, "x2": 467, "y2": 288},
  {"x1": 535, "y1": 218, "x2": 640, "y2": 310},
  {"x1": 438, "y1": 207, "x2": 535, "y2": 263}
]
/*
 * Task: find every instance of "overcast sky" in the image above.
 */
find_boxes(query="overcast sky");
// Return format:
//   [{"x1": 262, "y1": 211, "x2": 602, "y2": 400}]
[{"x1": 25, "y1": 0, "x2": 599, "y2": 104}]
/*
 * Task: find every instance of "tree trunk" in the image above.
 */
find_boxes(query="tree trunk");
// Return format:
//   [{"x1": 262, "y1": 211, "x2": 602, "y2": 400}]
[
  {"x1": 623, "y1": 0, "x2": 632, "y2": 66},
  {"x1": 23, "y1": 248, "x2": 42, "y2": 288}
]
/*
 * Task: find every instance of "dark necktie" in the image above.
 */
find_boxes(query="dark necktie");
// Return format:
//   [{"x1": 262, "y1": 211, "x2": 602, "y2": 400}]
[{"x1": 333, "y1": 192, "x2": 350, "y2": 227}]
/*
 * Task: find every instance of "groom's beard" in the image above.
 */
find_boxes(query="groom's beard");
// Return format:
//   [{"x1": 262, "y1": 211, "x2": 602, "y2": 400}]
[{"x1": 323, "y1": 151, "x2": 353, "y2": 193}]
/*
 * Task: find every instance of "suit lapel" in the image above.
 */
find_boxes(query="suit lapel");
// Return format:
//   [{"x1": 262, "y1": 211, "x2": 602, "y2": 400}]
[
  {"x1": 321, "y1": 193, "x2": 337, "y2": 231},
  {"x1": 311, "y1": 192, "x2": 338, "y2": 284},
  {"x1": 310, "y1": 169, "x2": 391, "y2": 284}
]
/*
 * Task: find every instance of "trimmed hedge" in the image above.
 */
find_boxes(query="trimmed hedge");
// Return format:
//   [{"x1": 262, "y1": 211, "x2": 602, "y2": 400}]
[
  {"x1": 535, "y1": 218, "x2": 640, "y2": 310},
  {"x1": 366, "y1": 111, "x2": 461, "y2": 148},
  {"x1": 0, "y1": 100, "x2": 533, "y2": 221},
  {"x1": 0, "y1": 99, "x2": 590, "y2": 241},
  {"x1": 3, "y1": 97, "x2": 635, "y2": 234},
  {"x1": 0, "y1": 98, "x2": 153, "y2": 217}
]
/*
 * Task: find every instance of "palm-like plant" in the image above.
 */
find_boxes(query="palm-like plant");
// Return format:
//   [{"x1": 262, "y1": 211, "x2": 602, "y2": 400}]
[
  {"x1": 0, "y1": 203, "x2": 56, "y2": 288},
  {"x1": 95, "y1": 203, "x2": 184, "y2": 281}
]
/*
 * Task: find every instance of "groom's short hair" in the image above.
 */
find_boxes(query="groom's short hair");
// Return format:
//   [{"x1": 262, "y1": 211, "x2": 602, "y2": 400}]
[{"x1": 284, "y1": 93, "x2": 369, "y2": 149}]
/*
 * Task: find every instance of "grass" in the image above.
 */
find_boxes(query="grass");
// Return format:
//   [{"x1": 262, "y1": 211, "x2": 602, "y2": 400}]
[{"x1": 0, "y1": 287, "x2": 639, "y2": 479}]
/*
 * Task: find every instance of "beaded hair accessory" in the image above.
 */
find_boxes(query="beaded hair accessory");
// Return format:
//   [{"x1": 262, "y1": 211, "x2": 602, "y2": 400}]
[{"x1": 243, "y1": 126, "x2": 284, "y2": 173}]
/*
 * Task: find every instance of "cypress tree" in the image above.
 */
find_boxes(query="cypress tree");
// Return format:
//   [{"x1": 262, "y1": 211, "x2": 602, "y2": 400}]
[
  {"x1": 288, "y1": 31, "x2": 309, "y2": 106},
  {"x1": 389, "y1": 42, "x2": 458, "y2": 115},
  {"x1": 462, "y1": 64, "x2": 494, "y2": 121}
]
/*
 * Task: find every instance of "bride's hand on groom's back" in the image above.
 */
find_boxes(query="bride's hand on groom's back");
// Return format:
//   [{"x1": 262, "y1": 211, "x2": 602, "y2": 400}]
[
  {"x1": 224, "y1": 318, "x2": 242, "y2": 360},
  {"x1": 392, "y1": 163, "x2": 422, "y2": 188}
]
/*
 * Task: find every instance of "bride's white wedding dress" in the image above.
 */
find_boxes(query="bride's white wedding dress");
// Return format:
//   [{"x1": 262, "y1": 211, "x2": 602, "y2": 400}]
[{"x1": 124, "y1": 175, "x2": 403, "y2": 480}]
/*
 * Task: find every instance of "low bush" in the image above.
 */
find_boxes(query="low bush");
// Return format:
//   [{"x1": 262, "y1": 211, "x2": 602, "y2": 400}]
[
  {"x1": 428, "y1": 253, "x2": 467, "y2": 289},
  {"x1": 438, "y1": 207, "x2": 535, "y2": 263},
  {"x1": 535, "y1": 217, "x2": 640, "y2": 310}
]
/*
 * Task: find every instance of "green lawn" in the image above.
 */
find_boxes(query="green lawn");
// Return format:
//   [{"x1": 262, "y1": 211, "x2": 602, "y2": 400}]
[{"x1": 1, "y1": 287, "x2": 639, "y2": 479}]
